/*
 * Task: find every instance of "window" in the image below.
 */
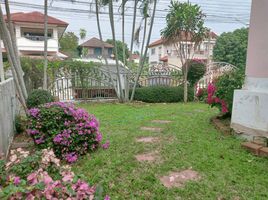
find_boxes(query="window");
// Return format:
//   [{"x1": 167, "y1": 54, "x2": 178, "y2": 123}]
[
  {"x1": 94, "y1": 48, "x2": 102, "y2": 56},
  {"x1": 151, "y1": 48, "x2": 155, "y2": 55}
]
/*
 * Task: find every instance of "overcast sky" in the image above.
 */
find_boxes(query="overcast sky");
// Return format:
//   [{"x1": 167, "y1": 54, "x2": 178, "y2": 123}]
[{"x1": 1, "y1": 0, "x2": 252, "y2": 50}]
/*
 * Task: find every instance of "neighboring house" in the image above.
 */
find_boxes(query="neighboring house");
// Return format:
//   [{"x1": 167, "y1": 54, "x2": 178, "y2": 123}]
[
  {"x1": 80, "y1": 37, "x2": 113, "y2": 59},
  {"x1": 128, "y1": 53, "x2": 140, "y2": 64},
  {"x1": 1, "y1": 11, "x2": 68, "y2": 60},
  {"x1": 148, "y1": 32, "x2": 217, "y2": 69}
]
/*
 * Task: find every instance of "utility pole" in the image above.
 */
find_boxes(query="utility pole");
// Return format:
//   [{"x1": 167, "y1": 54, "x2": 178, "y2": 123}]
[
  {"x1": 43, "y1": 0, "x2": 48, "y2": 90},
  {"x1": 0, "y1": 35, "x2": 4, "y2": 82}
]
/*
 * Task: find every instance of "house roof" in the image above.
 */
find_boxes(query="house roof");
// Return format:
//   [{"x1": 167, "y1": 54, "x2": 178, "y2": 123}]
[
  {"x1": 4, "y1": 11, "x2": 68, "y2": 27},
  {"x1": 80, "y1": 37, "x2": 114, "y2": 48},
  {"x1": 148, "y1": 31, "x2": 218, "y2": 48},
  {"x1": 130, "y1": 54, "x2": 140, "y2": 60}
]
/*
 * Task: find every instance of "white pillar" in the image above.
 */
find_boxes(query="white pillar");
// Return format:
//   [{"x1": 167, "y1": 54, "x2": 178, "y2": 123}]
[
  {"x1": 231, "y1": 0, "x2": 268, "y2": 138},
  {"x1": 0, "y1": 35, "x2": 4, "y2": 82}
]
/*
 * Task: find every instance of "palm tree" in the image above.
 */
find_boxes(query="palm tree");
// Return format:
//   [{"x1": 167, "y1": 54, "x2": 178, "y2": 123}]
[
  {"x1": 130, "y1": 0, "x2": 139, "y2": 54},
  {"x1": 108, "y1": 0, "x2": 124, "y2": 102},
  {"x1": 94, "y1": 0, "x2": 120, "y2": 99},
  {"x1": 79, "y1": 28, "x2": 87, "y2": 42},
  {"x1": 43, "y1": 0, "x2": 48, "y2": 90},
  {"x1": 130, "y1": 0, "x2": 157, "y2": 101}
]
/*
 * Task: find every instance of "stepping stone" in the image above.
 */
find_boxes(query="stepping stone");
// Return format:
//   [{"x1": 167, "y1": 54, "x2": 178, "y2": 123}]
[
  {"x1": 160, "y1": 169, "x2": 201, "y2": 188},
  {"x1": 151, "y1": 120, "x2": 172, "y2": 124},
  {"x1": 136, "y1": 137, "x2": 160, "y2": 143},
  {"x1": 140, "y1": 127, "x2": 163, "y2": 132},
  {"x1": 135, "y1": 152, "x2": 159, "y2": 162}
]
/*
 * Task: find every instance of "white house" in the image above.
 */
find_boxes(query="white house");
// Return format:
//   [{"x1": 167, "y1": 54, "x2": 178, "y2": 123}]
[
  {"x1": 1, "y1": 11, "x2": 68, "y2": 59},
  {"x1": 148, "y1": 32, "x2": 217, "y2": 69}
]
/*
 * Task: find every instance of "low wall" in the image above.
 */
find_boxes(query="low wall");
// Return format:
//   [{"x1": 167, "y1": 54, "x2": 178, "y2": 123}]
[{"x1": 0, "y1": 78, "x2": 17, "y2": 158}]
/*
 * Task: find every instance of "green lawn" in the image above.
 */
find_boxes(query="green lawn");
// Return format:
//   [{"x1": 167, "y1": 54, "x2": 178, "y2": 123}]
[{"x1": 73, "y1": 103, "x2": 268, "y2": 200}]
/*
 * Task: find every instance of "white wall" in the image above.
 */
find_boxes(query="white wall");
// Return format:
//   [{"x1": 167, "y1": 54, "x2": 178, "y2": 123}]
[{"x1": 0, "y1": 78, "x2": 17, "y2": 158}]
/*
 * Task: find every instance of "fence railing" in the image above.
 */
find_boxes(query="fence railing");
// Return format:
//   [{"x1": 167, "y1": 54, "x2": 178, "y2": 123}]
[{"x1": 0, "y1": 78, "x2": 17, "y2": 158}]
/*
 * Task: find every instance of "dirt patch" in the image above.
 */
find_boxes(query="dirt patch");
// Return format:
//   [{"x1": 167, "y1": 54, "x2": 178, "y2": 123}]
[
  {"x1": 135, "y1": 152, "x2": 159, "y2": 162},
  {"x1": 140, "y1": 127, "x2": 163, "y2": 132},
  {"x1": 160, "y1": 169, "x2": 201, "y2": 188},
  {"x1": 211, "y1": 116, "x2": 232, "y2": 135},
  {"x1": 151, "y1": 120, "x2": 172, "y2": 124},
  {"x1": 136, "y1": 137, "x2": 160, "y2": 143}
]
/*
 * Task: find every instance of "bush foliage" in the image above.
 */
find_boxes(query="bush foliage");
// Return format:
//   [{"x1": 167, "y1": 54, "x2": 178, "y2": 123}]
[
  {"x1": 132, "y1": 86, "x2": 194, "y2": 103},
  {"x1": 27, "y1": 102, "x2": 105, "y2": 163},
  {"x1": 206, "y1": 69, "x2": 245, "y2": 115},
  {"x1": 0, "y1": 148, "x2": 109, "y2": 199},
  {"x1": 26, "y1": 89, "x2": 54, "y2": 109}
]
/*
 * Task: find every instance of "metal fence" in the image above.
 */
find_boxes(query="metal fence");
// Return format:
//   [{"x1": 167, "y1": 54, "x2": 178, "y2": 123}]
[{"x1": 0, "y1": 78, "x2": 17, "y2": 158}]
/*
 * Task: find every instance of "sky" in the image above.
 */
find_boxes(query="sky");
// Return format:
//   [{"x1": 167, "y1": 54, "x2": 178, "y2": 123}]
[{"x1": 1, "y1": 0, "x2": 252, "y2": 50}]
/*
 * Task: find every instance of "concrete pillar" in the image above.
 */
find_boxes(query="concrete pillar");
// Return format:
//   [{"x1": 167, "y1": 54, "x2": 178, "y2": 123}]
[{"x1": 231, "y1": 0, "x2": 268, "y2": 138}]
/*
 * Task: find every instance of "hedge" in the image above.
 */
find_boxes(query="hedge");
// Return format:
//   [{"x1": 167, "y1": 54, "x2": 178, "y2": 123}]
[{"x1": 132, "y1": 86, "x2": 194, "y2": 103}]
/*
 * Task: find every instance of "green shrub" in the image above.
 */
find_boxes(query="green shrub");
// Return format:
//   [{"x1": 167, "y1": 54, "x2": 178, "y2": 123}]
[
  {"x1": 15, "y1": 115, "x2": 27, "y2": 134},
  {"x1": 26, "y1": 89, "x2": 54, "y2": 108},
  {"x1": 214, "y1": 69, "x2": 245, "y2": 114},
  {"x1": 132, "y1": 86, "x2": 194, "y2": 103}
]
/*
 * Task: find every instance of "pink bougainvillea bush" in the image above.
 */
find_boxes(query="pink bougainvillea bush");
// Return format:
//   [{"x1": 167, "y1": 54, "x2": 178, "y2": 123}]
[
  {"x1": 27, "y1": 102, "x2": 107, "y2": 163},
  {"x1": 0, "y1": 148, "x2": 109, "y2": 199},
  {"x1": 206, "y1": 82, "x2": 228, "y2": 114}
]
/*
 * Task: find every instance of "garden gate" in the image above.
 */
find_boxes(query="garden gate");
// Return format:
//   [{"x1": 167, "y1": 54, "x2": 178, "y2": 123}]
[
  {"x1": 138, "y1": 63, "x2": 182, "y2": 87},
  {"x1": 50, "y1": 67, "x2": 118, "y2": 101}
]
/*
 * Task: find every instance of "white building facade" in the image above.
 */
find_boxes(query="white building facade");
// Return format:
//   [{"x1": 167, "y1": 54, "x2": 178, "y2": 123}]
[{"x1": 1, "y1": 11, "x2": 68, "y2": 59}]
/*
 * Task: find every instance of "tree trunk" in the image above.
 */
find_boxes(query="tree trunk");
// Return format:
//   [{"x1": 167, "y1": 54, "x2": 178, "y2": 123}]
[
  {"x1": 0, "y1": 4, "x2": 27, "y2": 106},
  {"x1": 0, "y1": 34, "x2": 4, "y2": 82},
  {"x1": 130, "y1": 0, "x2": 157, "y2": 101},
  {"x1": 94, "y1": 0, "x2": 119, "y2": 99},
  {"x1": 184, "y1": 61, "x2": 188, "y2": 103},
  {"x1": 122, "y1": 1, "x2": 129, "y2": 102},
  {"x1": 5, "y1": 0, "x2": 23, "y2": 76},
  {"x1": 130, "y1": 0, "x2": 138, "y2": 56},
  {"x1": 108, "y1": 0, "x2": 124, "y2": 102},
  {"x1": 43, "y1": 0, "x2": 48, "y2": 90}
]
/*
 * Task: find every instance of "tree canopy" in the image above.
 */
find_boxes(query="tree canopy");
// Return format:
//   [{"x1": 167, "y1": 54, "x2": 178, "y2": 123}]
[
  {"x1": 188, "y1": 60, "x2": 206, "y2": 86},
  {"x1": 59, "y1": 32, "x2": 79, "y2": 57},
  {"x1": 106, "y1": 39, "x2": 130, "y2": 63},
  {"x1": 213, "y1": 28, "x2": 248, "y2": 70}
]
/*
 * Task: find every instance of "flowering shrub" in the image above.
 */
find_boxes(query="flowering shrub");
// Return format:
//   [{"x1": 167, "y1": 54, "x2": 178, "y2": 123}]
[
  {"x1": 206, "y1": 83, "x2": 228, "y2": 114},
  {"x1": 27, "y1": 102, "x2": 108, "y2": 163},
  {"x1": 0, "y1": 148, "x2": 109, "y2": 199},
  {"x1": 206, "y1": 70, "x2": 245, "y2": 115}
]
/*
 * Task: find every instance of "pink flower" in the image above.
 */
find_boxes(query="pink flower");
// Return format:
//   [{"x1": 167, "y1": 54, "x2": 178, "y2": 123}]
[
  {"x1": 14, "y1": 176, "x2": 20, "y2": 186},
  {"x1": 65, "y1": 152, "x2": 78, "y2": 163},
  {"x1": 102, "y1": 141, "x2": 110, "y2": 150},
  {"x1": 104, "y1": 195, "x2": 111, "y2": 200},
  {"x1": 27, "y1": 172, "x2": 38, "y2": 185},
  {"x1": 96, "y1": 133, "x2": 103, "y2": 142},
  {"x1": 207, "y1": 83, "x2": 216, "y2": 95}
]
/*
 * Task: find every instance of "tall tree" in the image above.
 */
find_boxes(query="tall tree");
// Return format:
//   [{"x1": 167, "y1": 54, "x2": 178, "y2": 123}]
[
  {"x1": 43, "y1": 0, "x2": 48, "y2": 90},
  {"x1": 213, "y1": 28, "x2": 248, "y2": 70},
  {"x1": 161, "y1": 1, "x2": 207, "y2": 103},
  {"x1": 94, "y1": 0, "x2": 120, "y2": 99},
  {"x1": 108, "y1": 0, "x2": 124, "y2": 102},
  {"x1": 59, "y1": 32, "x2": 79, "y2": 57},
  {"x1": 130, "y1": 0, "x2": 157, "y2": 101}
]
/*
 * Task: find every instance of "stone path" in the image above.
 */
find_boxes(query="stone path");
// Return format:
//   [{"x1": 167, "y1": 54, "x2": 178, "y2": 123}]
[
  {"x1": 136, "y1": 137, "x2": 160, "y2": 143},
  {"x1": 135, "y1": 152, "x2": 159, "y2": 162},
  {"x1": 140, "y1": 127, "x2": 163, "y2": 132},
  {"x1": 159, "y1": 169, "x2": 200, "y2": 188},
  {"x1": 136, "y1": 119, "x2": 201, "y2": 189},
  {"x1": 151, "y1": 120, "x2": 172, "y2": 124}
]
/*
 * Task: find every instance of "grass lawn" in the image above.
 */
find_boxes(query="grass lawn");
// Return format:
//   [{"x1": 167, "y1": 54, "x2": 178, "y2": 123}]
[{"x1": 73, "y1": 102, "x2": 268, "y2": 200}]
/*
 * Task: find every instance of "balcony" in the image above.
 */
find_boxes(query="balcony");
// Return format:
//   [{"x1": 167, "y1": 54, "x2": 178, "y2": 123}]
[{"x1": 16, "y1": 37, "x2": 58, "y2": 52}]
